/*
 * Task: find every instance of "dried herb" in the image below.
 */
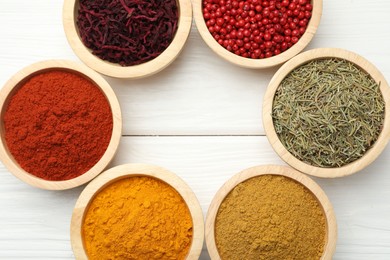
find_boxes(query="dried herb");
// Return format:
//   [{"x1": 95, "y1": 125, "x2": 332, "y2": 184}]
[
  {"x1": 272, "y1": 58, "x2": 385, "y2": 168},
  {"x1": 77, "y1": 0, "x2": 179, "y2": 66}
]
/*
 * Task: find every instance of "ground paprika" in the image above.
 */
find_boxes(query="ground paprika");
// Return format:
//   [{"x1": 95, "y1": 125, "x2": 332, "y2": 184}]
[{"x1": 3, "y1": 70, "x2": 113, "y2": 181}]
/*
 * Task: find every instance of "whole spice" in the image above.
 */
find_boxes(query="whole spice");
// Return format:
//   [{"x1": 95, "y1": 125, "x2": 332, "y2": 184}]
[
  {"x1": 215, "y1": 175, "x2": 326, "y2": 260},
  {"x1": 272, "y1": 58, "x2": 385, "y2": 167},
  {"x1": 3, "y1": 70, "x2": 113, "y2": 181},
  {"x1": 77, "y1": 0, "x2": 179, "y2": 66},
  {"x1": 82, "y1": 176, "x2": 193, "y2": 259},
  {"x1": 203, "y1": 0, "x2": 313, "y2": 59}
]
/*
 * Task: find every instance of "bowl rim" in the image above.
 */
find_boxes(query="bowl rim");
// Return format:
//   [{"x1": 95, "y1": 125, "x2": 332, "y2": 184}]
[
  {"x1": 0, "y1": 59, "x2": 122, "y2": 190},
  {"x1": 70, "y1": 163, "x2": 205, "y2": 260},
  {"x1": 193, "y1": 0, "x2": 323, "y2": 68},
  {"x1": 62, "y1": 0, "x2": 193, "y2": 79},
  {"x1": 205, "y1": 165, "x2": 337, "y2": 259},
  {"x1": 263, "y1": 47, "x2": 390, "y2": 178}
]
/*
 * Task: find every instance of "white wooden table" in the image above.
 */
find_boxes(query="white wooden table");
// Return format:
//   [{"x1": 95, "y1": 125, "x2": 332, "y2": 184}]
[{"x1": 1, "y1": 1, "x2": 390, "y2": 259}]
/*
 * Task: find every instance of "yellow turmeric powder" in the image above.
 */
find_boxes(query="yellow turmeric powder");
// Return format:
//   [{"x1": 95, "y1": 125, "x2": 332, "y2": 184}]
[
  {"x1": 82, "y1": 176, "x2": 193, "y2": 260},
  {"x1": 215, "y1": 175, "x2": 326, "y2": 260}
]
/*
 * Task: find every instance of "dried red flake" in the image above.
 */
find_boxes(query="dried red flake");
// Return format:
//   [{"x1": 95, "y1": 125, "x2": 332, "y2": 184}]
[{"x1": 77, "y1": 0, "x2": 179, "y2": 66}]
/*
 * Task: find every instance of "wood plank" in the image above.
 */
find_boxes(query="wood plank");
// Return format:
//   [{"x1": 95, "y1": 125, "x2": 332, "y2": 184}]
[
  {"x1": 0, "y1": 1, "x2": 389, "y2": 135},
  {"x1": 1, "y1": 136, "x2": 390, "y2": 259}
]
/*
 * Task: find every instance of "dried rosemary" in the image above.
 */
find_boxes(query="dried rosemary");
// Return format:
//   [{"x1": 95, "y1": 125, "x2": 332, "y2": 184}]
[{"x1": 272, "y1": 58, "x2": 385, "y2": 168}]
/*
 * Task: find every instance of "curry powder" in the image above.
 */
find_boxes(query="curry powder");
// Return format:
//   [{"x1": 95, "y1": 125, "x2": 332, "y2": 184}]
[
  {"x1": 82, "y1": 176, "x2": 193, "y2": 259},
  {"x1": 215, "y1": 175, "x2": 326, "y2": 260}
]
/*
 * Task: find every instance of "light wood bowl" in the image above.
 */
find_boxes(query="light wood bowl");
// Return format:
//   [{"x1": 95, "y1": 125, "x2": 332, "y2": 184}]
[
  {"x1": 70, "y1": 163, "x2": 204, "y2": 260},
  {"x1": 63, "y1": 0, "x2": 192, "y2": 79},
  {"x1": 193, "y1": 0, "x2": 322, "y2": 68},
  {"x1": 0, "y1": 60, "x2": 122, "y2": 190},
  {"x1": 263, "y1": 48, "x2": 390, "y2": 178},
  {"x1": 205, "y1": 165, "x2": 337, "y2": 260}
]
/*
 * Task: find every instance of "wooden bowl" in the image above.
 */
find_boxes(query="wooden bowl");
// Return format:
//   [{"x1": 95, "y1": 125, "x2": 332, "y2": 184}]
[
  {"x1": 0, "y1": 60, "x2": 122, "y2": 190},
  {"x1": 71, "y1": 163, "x2": 204, "y2": 259},
  {"x1": 193, "y1": 0, "x2": 322, "y2": 68},
  {"x1": 205, "y1": 165, "x2": 337, "y2": 259},
  {"x1": 63, "y1": 0, "x2": 192, "y2": 78},
  {"x1": 263, "y1": 48, "x2": 390, "y2": 178}
]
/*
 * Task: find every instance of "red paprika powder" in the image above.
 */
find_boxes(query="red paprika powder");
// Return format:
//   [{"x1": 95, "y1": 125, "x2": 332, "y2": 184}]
[{"x1": 3, "y1": 70, "x2": 113, "y2": 181}]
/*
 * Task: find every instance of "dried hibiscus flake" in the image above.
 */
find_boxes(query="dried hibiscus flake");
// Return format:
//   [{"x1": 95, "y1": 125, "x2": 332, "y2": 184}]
[{"x1": 77, "y1": 0, "x2": 179, "y2": 66}]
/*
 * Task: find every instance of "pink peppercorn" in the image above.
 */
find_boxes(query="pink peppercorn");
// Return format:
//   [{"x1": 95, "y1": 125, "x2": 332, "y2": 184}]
[{"x1": 203, "y1": 0, "x2": 313, "y2": 59}]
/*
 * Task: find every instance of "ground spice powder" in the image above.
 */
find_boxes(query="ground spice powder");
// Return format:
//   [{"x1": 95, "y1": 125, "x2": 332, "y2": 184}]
[
  {"x1": 82, "y1": 176, "x2": 193, "y2": 259},
  {"x1": 3, "y1": 70, "x2": 113, "y2": 181},
  {"x1": 215, "y1": 175, "x2": 326, "y2": 260}
]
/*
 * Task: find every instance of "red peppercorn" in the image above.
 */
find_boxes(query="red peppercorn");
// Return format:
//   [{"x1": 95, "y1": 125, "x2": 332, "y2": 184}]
[
  {"x1": 288, "y1": 3, "x2": 297, "y2": 10},
  {"x1": 281, "y1": 42, "x2": 288, "y2": 50},
  {"x1": 291, "y1": 29, "x2": 300, "y2": 37},
  {"x1": 264, "y1": 32, "x2": 271, "y2": 41},
  {"x1": 299, "y1": 19, "x2": 307, "y2": 27},
  {"x1": 244, "y1": 42, "x2": 251, "y2": 49},
  {"x1": 254, "y1": 36, "x2": 263, "y2": 43},
  {"x1": 305, "y1": 3, "x2": 313, "y2": 11},
  {"x1": 264, "y1": 41, "x2": 273, "y2": 49},
  {"x1": 203, "y1": 0, "x2": 312, "y2": 59}
]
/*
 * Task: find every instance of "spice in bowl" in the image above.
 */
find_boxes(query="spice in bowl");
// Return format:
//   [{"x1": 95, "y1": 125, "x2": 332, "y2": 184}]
[
  {"x1": 77, "y1": 0, "x2": 179, "y2": 66},
  {"x1": 71, "y1": 164, "x2": 204, "y2": 259},
  {"x1": 205, "y1": 165, "x2": 337, "y2": 259},
  {"x1": 0, "y1": 60, "x2": 122, "y2": 189},
  {"x1": 263, "y1": 48, "x2": 390, "y2": 177},
  {"x1": 63, "y1": 0, "x2": 192, "y2": 78},
  {"x1": 3, "y1": 70, "x2": 113, "y2": 181},
  {"x1": 202, "y1": 0, "x2": 313, "y2": 59},
  {"x1": 83, "y1": 176, "x2": 193, "y2": 259},
  {"x1": 273, "y1": 58, "x2": 385, "y2": 167}
]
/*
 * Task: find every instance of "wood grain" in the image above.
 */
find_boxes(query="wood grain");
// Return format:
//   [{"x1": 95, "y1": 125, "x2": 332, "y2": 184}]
[
  {"x1": 1, "y1": 0, "x2": 390, "y2": 259},
  {"x1": 1, "y1": 136, "x2": 390, "y2": 259},
  {"x1": 1, "y1": 1, "x2": 389, "y2": 135}
]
